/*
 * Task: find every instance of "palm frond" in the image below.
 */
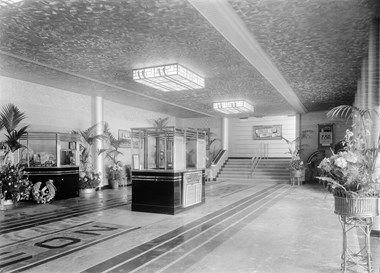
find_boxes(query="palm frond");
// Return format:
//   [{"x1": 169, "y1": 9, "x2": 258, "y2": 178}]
[
  {"x1": 327, "y1": 105, "x2": 372, "y2": 121},
  {"x1": 73, "y1": 123, "x2": 108, "y2": 146},
  {"x1": 151, "y1": 117, "x2": 169, "y2": 129},
  {"x1": 0, "y1": 103, "x2": 27, "y2": 133}
]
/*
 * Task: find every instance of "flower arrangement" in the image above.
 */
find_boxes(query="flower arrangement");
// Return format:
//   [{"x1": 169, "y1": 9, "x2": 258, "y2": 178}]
[
  {"x1": 107, "y1": 163, "x2": 123, "y2": 181},
  {"x1": 317, "y1": 105, "x2": 380, "y2": 198},
  {"x1": 0, "y1": 163, "x2": 32, "y2": 205},
  {"x1": 32, "y1": 179, "x2": 56, "y2": 204},
  {"x1": 79, "y1": 171, "x2": 101, "y2": 189},
  {"x1": 289, "y1": 156, "x2": 304, "y2": 171}
]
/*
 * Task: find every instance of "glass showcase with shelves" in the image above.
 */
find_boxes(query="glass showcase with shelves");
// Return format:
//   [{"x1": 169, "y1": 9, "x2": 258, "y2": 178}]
[
  {"x1": 130, "y1": 126, "x2": 207, "y2": 215},
  {"x1": 19, "y1": 132, "x2": 81, "y2": 200}
]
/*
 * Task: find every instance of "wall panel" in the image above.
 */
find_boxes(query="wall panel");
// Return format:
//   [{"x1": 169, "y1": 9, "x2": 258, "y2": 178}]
[
  {"x1": 228, "y1": 116, "x2": 296, "y2": 158},
  {"x1": 0, "y1": 76, "x2": 176, "y2": 167}
]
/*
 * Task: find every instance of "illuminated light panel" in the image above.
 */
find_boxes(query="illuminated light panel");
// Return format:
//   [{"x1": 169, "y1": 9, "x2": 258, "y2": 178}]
[
  {"x1": 213, "y1": 101, "x2": 254, "y2": 114},
  {"x1": 132, "y1": 64, "x2": 205, "y2": 92}
]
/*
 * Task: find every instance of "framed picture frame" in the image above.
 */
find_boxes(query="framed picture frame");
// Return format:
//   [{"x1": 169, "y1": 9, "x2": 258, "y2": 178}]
[
  {"x1": 253, "y1": 125, "x2": 282, "y2": 140},
  {"x1": 118, "y1": 129, "x2": 132, "y2": 148},
  {"x1": 132, "y1": 154, "x2": 140, "y2": 170}
]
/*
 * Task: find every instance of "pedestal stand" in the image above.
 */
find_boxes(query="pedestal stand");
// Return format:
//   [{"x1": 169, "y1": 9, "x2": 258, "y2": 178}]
[{"x1": 339, "y1": 216, "x2": 374, "y2": 272}]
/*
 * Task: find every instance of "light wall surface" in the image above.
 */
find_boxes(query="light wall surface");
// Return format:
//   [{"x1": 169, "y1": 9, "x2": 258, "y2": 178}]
[
  {"x1": 0, "y1": 76, "x2": 176, "y2": 167},
  {"x1": 177, "y1": 117, "x2": 223, "y2": 151},
  {"x1": 300, "y1": 111, "x2": 349, "y2": 162},
  {"x1": 228, "y1": 116, "x2": 296, "y2": 158},
  {"x1": 0, "y1": 75, "x2": 91, "y2": 132}
]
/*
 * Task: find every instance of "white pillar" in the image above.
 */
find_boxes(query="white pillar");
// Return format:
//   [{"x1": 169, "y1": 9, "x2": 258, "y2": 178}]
[
  {"x1": 91, "y1": 96, "x2": 105, "y2": 186},
  {"x1": 222, "y1": 117, "x2": 229, "y2": 150}
]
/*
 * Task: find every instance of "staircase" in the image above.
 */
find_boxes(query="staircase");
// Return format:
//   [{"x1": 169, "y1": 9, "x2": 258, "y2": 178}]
[{"x1": 216, "y1": 157, "x2": 290, "y2": 183}]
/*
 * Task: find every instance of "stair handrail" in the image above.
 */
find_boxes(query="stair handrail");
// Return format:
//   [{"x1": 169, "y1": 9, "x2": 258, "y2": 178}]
[
  {"x1": 250, "y1": 150, "x2": 260, "y2": 177},
  {"x1": 250, "y1": 143, "x2": 268, "y2": 177},
  {"x1": 209, "y1": 149, "x2": 228, "y2": 181}
]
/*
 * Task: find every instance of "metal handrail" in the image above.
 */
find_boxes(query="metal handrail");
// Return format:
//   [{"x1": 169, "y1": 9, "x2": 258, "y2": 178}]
[
  {"x1": 208, "y1": 150, "x2": 228, "y2": 181},
  {"x1": 250, "y1": 143, "x2": 269, "y2": 177}
]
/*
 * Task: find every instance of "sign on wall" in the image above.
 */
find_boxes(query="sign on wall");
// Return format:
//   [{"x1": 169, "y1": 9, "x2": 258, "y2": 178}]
[
  {"x1": 252, "y1": 125, "x2": 282, "y2": 140},
  {"x1": 318, "y1": 124, "x2": 334, "y2": 148}
]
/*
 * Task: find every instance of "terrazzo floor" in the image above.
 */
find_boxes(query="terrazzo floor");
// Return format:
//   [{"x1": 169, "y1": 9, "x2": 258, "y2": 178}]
[{"x1": 0, "y1": 180, "x2": 379, "y2": 273}]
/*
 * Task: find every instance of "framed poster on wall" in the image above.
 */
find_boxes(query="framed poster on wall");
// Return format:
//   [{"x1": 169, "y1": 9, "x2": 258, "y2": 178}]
[
  {"x1": 253, "y1": 125, "x2": 282, "y2": 140},
  {"x1": 118, "y1": 130, "x2": 139, "y2": 148},
  {"x1": 118, "y1": 129, "x2": 131, "y2": 148},
  {"x1": 318, "y1": 124, "x2": 334, "y2": 149}
]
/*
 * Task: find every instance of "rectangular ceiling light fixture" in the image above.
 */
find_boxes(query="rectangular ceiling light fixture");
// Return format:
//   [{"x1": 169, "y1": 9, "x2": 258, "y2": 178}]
[
  {"x1": 213, "y1": 100, "x2": 254, "y2": 114},
  {"x1": 132, "y1": 63, "x2": 205, "y2": 92}
]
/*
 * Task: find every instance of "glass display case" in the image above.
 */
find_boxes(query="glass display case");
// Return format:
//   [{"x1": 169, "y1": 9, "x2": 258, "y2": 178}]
[
  {"x1": 130, "y1": 126, "x2": 207, "y2": 171},
  {"x1": 19, "y1": 132, "x2": 80, "y2": 167},
  {"x1": 130, "y1": 126, "x2": 207, "y2": 215},
  {"x1": 19, "y1": 132, "x2": 81, "y2": 200}
]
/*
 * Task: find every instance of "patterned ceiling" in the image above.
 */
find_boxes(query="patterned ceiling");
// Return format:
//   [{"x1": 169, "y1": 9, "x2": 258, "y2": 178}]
[{"x1": 0, "y1": 0, "x2": 378, "y2": 118}]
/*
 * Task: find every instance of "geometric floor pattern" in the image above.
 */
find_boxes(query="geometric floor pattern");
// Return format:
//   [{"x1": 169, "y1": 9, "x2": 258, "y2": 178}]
[{"x1": 1, "y1": 181, "x2": 379, "y2": 273}]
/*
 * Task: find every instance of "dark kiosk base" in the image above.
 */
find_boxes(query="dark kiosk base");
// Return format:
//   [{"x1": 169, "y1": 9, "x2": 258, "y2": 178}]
[
  {"x1": 25, "y1": 166, "x2": 80, "y2": 200},
  {"x1": 132, "y1": 169, "x2": 205, "y2": 215}
]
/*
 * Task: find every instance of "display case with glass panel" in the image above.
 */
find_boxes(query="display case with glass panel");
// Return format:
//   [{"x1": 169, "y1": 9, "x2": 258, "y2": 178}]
[
  {"x1": 19, "y1": 132, "x2": 81, "y2": 200},
  {"x1": 130, "y1": 126, "x2": 206, "y2": 171},
  {"x1": 19, "y1": 132, "x2": 80, "y2": 167},
  {"x1": 130, "y1": 126, "x2": 207, "y2": 214}
]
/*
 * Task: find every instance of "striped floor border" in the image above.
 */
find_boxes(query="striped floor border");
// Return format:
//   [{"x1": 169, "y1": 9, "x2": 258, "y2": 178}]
[{"x1": 82, "y1": 184, "x2": 289, "y2": 273}]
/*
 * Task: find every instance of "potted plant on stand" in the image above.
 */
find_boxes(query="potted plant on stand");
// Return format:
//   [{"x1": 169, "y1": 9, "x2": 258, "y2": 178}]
[
  {"x1": 318, "y1": 105, "x2": 380, "y2": 214},
  {"x1": 317, "y1": 105, "x2": 380, "y2": 272},
  {"x1": 281, "y1": 130, "x2": 313, "y2": 185}
]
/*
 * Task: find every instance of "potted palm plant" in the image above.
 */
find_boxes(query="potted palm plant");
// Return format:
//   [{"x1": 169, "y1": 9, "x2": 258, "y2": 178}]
[
  {"x1": 99, "y1": 123, "x2": 128, "y2": 189},
  {"x1": 0, "y1": 103, "x2": 29, "y2": 165},
  {"x1": 72, "y1": 123, "x2": 107, "y2": 193},
  {"x1": 0, "y1": 104, "x2": 31, "y2": 207},
  {"x1": 281, "y1": 130, "x2": 313, "y2": 183}
]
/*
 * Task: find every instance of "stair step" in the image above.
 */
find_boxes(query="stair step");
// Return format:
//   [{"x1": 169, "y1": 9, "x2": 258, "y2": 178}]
[{"x1": 216, "y1": 157, "x2": 292, "y2": 181}]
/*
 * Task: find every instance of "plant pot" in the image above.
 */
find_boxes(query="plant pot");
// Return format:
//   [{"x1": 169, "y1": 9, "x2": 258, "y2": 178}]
[
  {"x1": 290, "y1": 169, "x2": 303, "y2": 178},
  {"x1": 334, "y1": 196, "x2": 379, "y2": 218},
  {"x1": 79, "y1": 188, "x2": 97, "y2": 198},
  {"x1": 1, "y1": 198, "x2": 15, "y2": 210},
  {"x1": 109, "y1": 179, "x2": 120, "y2": 189}
]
